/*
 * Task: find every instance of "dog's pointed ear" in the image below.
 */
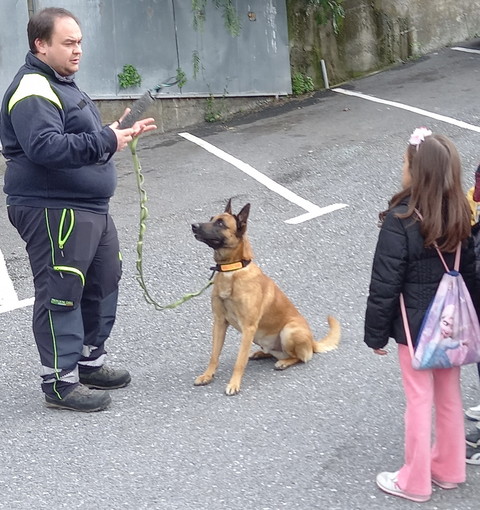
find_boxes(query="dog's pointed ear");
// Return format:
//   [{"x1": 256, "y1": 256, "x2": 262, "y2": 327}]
[
  {"x1": 225, "y1": 198, "x2": 233, "y2": 215},
  {"x1": 236, "y1": 203, "x2": 251, "y2": 234}
]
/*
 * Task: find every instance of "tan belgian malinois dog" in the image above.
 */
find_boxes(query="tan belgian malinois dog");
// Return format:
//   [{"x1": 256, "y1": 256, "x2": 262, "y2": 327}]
[{"x1": 191, "y1": 199, "x2": 341, "y2": 395}]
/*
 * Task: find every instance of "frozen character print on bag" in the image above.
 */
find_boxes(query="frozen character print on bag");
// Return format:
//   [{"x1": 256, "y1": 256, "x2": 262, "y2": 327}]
[
  {"x1": 417, "y1": 300, "x2": 472, "y2": 369},
  {"x1": 421, "y1": 305, "x2": 459, "y2": 368}
]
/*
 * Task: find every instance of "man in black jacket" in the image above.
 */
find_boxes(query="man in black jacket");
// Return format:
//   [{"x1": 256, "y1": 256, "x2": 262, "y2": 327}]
[{"x1": 0, "y1": 7, "x2": 156, "y2": 411}]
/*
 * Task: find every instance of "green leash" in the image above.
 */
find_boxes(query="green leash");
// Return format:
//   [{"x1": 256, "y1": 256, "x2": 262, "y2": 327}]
[{"x1": 129, "y1": 137, "x2": 214, "y2": 310}]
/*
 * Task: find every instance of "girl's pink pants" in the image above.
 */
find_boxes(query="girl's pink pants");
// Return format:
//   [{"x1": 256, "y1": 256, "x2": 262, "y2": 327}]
[{"x1": 396, "y1": 344, "x2": 466, "y2": 496}]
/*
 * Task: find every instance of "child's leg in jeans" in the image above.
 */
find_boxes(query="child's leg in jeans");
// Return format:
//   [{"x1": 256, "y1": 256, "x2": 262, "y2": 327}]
[
  {"x1": 396, "y1": 344, "x2": 433, "y2": 496},
  {"x1": 431, "y1": 366, "x2": 466, "y2": 483}
]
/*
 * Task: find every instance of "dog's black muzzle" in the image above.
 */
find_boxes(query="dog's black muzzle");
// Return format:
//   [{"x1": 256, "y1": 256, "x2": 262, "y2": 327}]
[
  {"x1": 191, "y1": 223, "x2": 204, "y2": 240},
  {"x1": 191, "y1": 223, "x2": 225, "y2": 249}
]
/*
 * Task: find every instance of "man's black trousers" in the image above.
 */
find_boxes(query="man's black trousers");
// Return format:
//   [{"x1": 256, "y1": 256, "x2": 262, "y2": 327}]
[{"x1": 8, "y1": 206, "x2": 122, "y2": 398}]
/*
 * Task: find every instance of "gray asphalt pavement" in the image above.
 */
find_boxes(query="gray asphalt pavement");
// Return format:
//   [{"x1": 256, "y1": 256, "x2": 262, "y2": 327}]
[{"x1": 1, "y1": 40, "x2": 480, "y2": 509}]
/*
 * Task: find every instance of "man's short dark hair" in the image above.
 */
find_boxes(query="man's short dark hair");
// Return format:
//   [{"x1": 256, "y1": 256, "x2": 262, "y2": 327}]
[{"x1": 28, "y1": 7, "x2": 80, "y2": 53}]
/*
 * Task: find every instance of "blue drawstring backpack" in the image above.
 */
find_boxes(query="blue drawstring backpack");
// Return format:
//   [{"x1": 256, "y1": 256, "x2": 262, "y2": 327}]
[{"x1": 400, "y1": 243, "x2": 480, "y2": 370}]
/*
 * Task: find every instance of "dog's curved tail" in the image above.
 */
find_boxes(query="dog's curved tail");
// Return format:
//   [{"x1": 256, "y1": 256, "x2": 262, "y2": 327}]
[{"x1": 313, "y1": 315, "x2": 341, "y2": 353}]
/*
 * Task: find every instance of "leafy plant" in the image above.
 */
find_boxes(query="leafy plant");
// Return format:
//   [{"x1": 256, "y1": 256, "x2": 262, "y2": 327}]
[
  {"x1": 191, "y1": 2, "x2": 240, "y2": 93},
  {"x1": 204, "y1": 94, "x2": 223, "y2": 122},
  {"x1": 305, "y1": 0, "x2": 345, "y2": 34},
  {"x1": 176, "y1": 67, "x2": 187, "y2": 89},
  {"x1": 216, "y1": 0, "x2": 241, "y2": 37},
  {"x1": 192, "y1": 0, "x2": 206, "y2": 31},
  {"x1": 192, "y1": 0, "x2": 241, "y2": 37},
  {"x1": 118, "y1": 64, "x2": 142, "y2": 89},
  {"x1": 192, "y1": 50, "x2": 201, "y2": 80},
  {"x1": 291, "y1": 72, "x2": 315, "y2": 96},
  {"x1": 204, "y1": 83, "x2": 230, "y2": 122}
]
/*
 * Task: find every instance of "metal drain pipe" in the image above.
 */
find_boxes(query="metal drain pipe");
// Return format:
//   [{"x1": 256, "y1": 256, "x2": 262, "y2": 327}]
[{"x1": 321, "y1": 59, "x2": 330, "y2": 89}]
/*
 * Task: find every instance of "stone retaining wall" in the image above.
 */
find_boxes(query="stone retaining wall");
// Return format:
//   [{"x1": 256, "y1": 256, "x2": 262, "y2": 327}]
[{"x1": 288, "y1": 0, "x2": 480, "y2": 87}]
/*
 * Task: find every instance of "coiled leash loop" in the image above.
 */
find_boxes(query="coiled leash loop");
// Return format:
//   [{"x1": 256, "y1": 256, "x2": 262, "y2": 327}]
[{"x1": 129, "y1": 137, "x2": 213, "y2": 310}]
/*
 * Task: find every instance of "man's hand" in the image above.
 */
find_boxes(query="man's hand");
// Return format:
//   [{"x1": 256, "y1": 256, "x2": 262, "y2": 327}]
[
  {"x1": 131, "y1": 117, "x2": 157, "y2": 137},
  {"x1": 109, "y1": 108, "x2": 157, "y2": 151},
  {"x1": 374, "y1": 348, "x2": 388, "y2": 355}
]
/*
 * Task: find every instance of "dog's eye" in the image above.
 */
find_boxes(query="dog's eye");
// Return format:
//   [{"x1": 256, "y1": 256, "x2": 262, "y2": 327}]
[{"x1": 215, "y1": 219, "x2": 225, "y2": 227}]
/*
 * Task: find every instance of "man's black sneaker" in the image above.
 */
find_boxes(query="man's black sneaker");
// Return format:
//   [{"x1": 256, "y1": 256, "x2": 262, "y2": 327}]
[
  {"x1": 45, "y1": 384, "x2": 111, "y2": 412},
  {"x1": 79, "y1": 365, "x2": 131, "y2": 390}
]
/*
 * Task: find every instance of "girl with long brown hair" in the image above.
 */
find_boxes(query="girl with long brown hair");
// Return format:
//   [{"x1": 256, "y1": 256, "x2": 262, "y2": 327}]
[{"x1": 364, "y1": 127, "x2": 476, "y2": 502}]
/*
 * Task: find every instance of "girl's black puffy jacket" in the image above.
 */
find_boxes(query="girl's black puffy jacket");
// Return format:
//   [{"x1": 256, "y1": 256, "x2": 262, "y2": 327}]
[{"x1": 364, "y1": 201, "x2": 476, "y2": 351}]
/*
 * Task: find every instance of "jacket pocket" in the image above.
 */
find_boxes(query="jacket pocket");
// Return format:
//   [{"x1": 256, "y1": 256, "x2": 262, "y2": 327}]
[{"x1": 45, "y1": 265, "x2": 84, "y2": 311}]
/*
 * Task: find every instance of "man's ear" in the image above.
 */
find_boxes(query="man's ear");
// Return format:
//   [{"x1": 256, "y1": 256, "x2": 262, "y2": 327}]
[{"x1": 34, "y1": 38, "x2": 47, "y2": 56}]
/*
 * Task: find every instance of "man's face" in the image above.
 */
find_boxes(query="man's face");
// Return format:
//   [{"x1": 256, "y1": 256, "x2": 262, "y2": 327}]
[{"x1": 35, "y1": 16, "x2": 82, "y2": 76}]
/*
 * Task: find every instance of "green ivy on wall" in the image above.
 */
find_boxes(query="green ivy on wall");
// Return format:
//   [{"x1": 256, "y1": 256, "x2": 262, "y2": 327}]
[
  {"x1": 118, "y1": 64, "x2": 142, "y2": 89},
  {"x1": 304, "y1": 0, "x2": 345, "y2": 34},
  {"x1": 291, "y1": 72, "x2": 315, "y2": 95},
  {"x1": 192, "y1": 0, "x2": 241, "y2": 37},
  {"x1": 176, "y1": 68, "x2": 187, "y2": 89}
]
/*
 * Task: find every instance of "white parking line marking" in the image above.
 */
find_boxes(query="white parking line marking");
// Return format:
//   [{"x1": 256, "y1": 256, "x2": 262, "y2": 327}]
[
  {"x1": 0, "y1": 249, "x2": 18, "y2": 304},
  {"x1": 451, "y1": 46, "x2": 480, "y2": 55},
  {"x1": 0, "y1": 248, "x2": 34, "y2": 314},
  {"x1": 284, "y1": 203, "x2": 348, "y2": 224},
  {"x1": 179, "y1": 132, "x2": 348, "y2": 224},
  {"x1": 0, "y1": 297, "x2": 35, "y2": 314},
  {"x1": 333, "y1": 88, "x2": 480, "y2": 133}
]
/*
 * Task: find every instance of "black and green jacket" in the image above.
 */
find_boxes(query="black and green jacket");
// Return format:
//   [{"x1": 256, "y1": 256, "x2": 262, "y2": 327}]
[{"x1": 0, "y1": 52, "x2": 118, "y2": 213}]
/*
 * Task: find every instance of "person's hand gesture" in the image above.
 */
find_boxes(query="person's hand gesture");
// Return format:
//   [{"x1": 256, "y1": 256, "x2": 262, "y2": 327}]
[
  {"x1": 131, "y1": 117, "x2": 157, "y2": 137},
  {"x1": 109, "y1": 108, "x2": 157, "y2": 151}
]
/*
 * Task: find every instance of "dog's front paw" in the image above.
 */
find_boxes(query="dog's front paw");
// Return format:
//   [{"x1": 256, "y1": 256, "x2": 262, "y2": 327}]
[
  {"x1": 194, "y1": 373, "x2": 214, "y2": 386},
  {"x1": 225, "y1": 382, "x2": 241, "y2": 396}
]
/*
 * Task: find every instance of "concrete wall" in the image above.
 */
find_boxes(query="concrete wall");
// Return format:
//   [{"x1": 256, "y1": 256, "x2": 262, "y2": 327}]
[
  {"x1": 288, "y1": 0, "x2": 480, "y2": 87},
  {"x1": 98, "y1": 95, "x2": 276, "y2": 133},
  {"x1": 383, "y1": 0, "x2": 479, "y2": 53}
]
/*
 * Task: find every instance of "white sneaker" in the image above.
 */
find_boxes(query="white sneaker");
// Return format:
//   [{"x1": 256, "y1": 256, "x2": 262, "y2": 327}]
[
  {"x1": 466, "y1": 446, "x2": 480, "y2": 465},
  {"x1": 465, "y1": 403, "x2": 480, "y2": 421},
  {"x1": 376, "y1": 471, "x2": 430, "y2": 503}
]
